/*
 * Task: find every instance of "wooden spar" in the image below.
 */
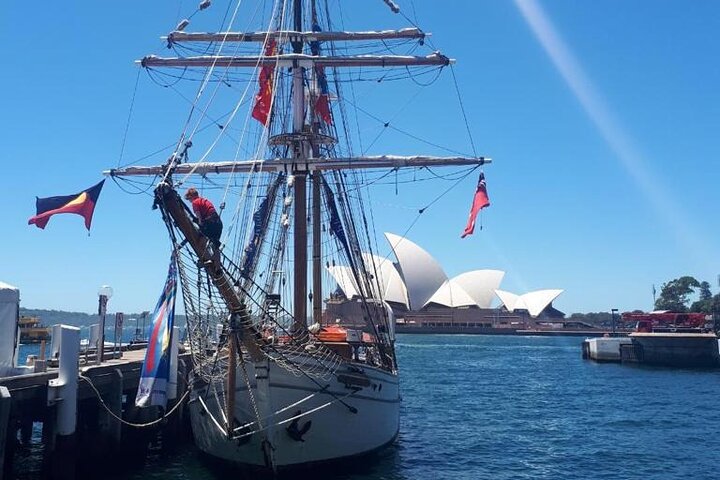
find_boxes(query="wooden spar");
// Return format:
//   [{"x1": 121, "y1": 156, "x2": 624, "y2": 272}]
[
  {"x1": 139, "y1": 52, "x2": 452, "y2": 69},
  {"x1": 105, "y1": 155, "x2": 491, "y2": 177},
  {"x1": 154, "y1": 182, "x2": 263, "y2": 360},
  {"x1": 166, "y1": 28, "x2": 427, "y2": 44}
]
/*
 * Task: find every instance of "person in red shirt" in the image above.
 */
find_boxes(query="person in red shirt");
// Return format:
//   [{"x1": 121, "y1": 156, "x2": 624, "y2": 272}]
[{"x1": 184, "y1": 188, "x2": 223, "y2": 248}]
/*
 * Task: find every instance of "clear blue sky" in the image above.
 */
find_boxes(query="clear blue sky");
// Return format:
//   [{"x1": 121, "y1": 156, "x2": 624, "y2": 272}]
[{"x1": 2, "y1": 0, "x2": 719, "y2": 315}]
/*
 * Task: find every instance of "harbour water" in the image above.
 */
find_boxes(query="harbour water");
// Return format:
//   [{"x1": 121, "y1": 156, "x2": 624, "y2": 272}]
[{"x1": 16, "y1": 334, "x2": 720, "y2": 479}]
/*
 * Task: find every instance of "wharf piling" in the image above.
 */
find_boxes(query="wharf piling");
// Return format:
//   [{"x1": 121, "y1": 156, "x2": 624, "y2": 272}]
[
  {"x1": 0, "y1": 386, "x2": 10, "y2": 480},
  {"x1": 0, "y1": 324, "x2": 192, "y2": 479}
]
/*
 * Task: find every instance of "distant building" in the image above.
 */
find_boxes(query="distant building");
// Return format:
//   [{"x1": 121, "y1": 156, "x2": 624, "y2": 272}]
[{"x1": 324, "y1": 233, "x2": 566, "y2": 332}]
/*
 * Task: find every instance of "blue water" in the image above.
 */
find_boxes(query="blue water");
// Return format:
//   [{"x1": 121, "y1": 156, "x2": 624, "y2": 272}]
[{"x1": 17, "y1": 335, "x2": 720, "y2": 479}]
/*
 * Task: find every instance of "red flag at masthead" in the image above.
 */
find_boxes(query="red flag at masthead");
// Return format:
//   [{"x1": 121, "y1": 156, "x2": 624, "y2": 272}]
[
  {"x1": 461, "y1": 172, "x2": 490, "y2": 238},
  {"x1": 251, "y1": 40, "x2": 277, "y2": 125}
]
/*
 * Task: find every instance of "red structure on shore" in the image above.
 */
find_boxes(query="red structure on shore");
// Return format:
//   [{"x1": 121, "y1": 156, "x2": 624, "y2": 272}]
[{"x1": 622, "y1": 311, "x2": 709, "y2": 332}]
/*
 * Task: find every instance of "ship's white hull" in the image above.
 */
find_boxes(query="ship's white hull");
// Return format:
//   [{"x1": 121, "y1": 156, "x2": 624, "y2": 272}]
[{"x1": 188, "y1": 356, "x2": 400, "y2": 470}]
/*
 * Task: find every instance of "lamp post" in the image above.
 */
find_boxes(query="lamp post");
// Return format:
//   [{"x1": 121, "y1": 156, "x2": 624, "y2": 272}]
[
  {"x1": 97, "y1": 285, "x2": 113, "y2": 364},
  {"x1": 611, "y1": 308, "x2": 618, "y2": 337}
]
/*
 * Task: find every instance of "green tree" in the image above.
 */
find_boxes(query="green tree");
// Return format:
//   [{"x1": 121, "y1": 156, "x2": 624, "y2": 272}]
[
  {"x1": 699, "y1": 281, "x2": 712, "y2": 300},
  {"x1": 690, "y1": 281, "x2": 714, "y2": 313},
  {"x1": 654, "y1": 276, "x2": 701, "y2": 312}
]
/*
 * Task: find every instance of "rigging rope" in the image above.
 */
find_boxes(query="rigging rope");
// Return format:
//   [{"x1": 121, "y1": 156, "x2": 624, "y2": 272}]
[
  {"x1": 117, "y1": 68, "x2": 142, "y2": 167},
  {"x1": 450, "y1": 64, "x2": 479, "y2": 159},
  {"x1": 79, "y1": 374, "x2": 191, "y2": 428}
]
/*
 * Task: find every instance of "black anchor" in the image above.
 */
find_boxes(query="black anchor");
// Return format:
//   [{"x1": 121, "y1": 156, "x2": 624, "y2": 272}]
[{"x1": 286, "y1": 410, "x2": 312, "y2": 442}]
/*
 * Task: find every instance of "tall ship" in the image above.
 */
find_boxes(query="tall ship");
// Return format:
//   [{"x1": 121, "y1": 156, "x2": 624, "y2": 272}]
[{"x1": 108, "y1": 0, "x2": 490, "y2": 472}]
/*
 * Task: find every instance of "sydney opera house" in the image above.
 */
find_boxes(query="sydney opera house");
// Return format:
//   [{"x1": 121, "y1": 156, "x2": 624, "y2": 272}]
[{"x1": 325, "y1": 233, "x2": 566, "y2": 333}]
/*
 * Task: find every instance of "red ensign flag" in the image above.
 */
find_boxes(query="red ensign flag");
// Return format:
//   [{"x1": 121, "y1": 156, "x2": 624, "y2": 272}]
[
  {"x1": 251, "y1": 40, "x2": 277, "y2": 125},
  {"x1": 461, "y1": 172, "x2": 490, "y2": 238}
]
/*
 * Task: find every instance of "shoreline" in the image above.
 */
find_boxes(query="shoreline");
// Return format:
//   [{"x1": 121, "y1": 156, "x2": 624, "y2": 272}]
[{"x1": 395, "y1": 327, "x2": 627, "y2": 337}]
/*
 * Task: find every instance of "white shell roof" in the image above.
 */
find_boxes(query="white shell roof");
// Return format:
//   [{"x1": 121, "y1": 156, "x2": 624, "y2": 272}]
[
  {"x1": 327, "y1": 257, "x2": 409, "y2": 307},
  {"x1": 451, "y1": 270, "x2": 505, "y2": 308},
  {"x1": 495, "y1": 289, "x2": 521, "y2": 311},
  {"x1": 361, "y1": 253, "x2": 409, "y2": 306},
  {"x1": 327, "y1": 266, "x2": 359, "y2": 299},
  {"x1": 425, "y1": 279, "x2": 477, "y2": 308},
  {"x1": 384, "y1": 232, "x2": 448, "y2": 310},
  {"x1": 495, "y1": 289, "x2": 564, "y2": 317}
]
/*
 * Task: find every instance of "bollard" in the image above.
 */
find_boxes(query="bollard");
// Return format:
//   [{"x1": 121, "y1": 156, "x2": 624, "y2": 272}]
[
  {"x1": 88, "y1": 324, "x2": 100, "y2": 357},
  {"x1": 47, "y1": 325, "x2": 80, "y2": 480},
  {"x1": 36, "y1": 340, "x2": 47, "y2": 372}
]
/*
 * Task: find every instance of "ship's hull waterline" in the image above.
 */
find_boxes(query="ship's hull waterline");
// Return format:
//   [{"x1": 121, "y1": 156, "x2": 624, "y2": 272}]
[{"x1": 188, "y1": 356, "x2": 400, "y2": 469}]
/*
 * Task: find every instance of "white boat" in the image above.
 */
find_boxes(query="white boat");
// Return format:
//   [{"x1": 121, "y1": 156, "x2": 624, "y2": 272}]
[{"x1": 108, "y1": 0, "x2": 490, "y2": 473}]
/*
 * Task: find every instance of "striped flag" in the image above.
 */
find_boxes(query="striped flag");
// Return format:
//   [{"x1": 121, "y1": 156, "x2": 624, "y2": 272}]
[
  {"x1": 136, "y1": 254, "x2": 177, "y2": 408},
  {"x1": 28, "y1": 180, "x2": 105, "y2": 231},
  {"x1": 461, "y1": 172, "x2": 490, "y2": 238}
]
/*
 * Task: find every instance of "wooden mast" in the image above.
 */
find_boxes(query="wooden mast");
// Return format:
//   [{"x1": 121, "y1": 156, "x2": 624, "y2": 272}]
[
  {"x1": 311, "y1": 166, "x2": 322, "y2": 325},
  {"x1": 311, "y1": 0, "x2": 322, "y2": 326},
  {"x1": 291, "y1": 0, "x2": 308, "y2": 333}
]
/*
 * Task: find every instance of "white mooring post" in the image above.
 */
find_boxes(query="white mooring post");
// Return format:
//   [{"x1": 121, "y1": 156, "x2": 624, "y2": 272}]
[
  {"x1": 168, "y1": 326, "x2": 180, "y2": 402},
  {"x1": 49, "y1": 324, "x2": 63, "y2": 361},
  {"x1": 47, "y1": 325, "x2": 80, "y2": 480},
  {"x1": 50, "y1": 326, "x2": 80, "y2": 434}
]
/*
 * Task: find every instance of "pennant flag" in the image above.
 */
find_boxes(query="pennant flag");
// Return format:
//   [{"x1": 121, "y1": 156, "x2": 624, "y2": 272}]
[
  {"x1": 252, "y1": 39, "x2": 277, "y2": 125},
  {"x1": 461, "y1": 172, "x2": 490, "y2": 238},
  {"x1": 28, "y1": 180, "x2": 105, "y2": 231},
  {"x1": 136, "y1": 254, "x2": 177, "y2": 408},
  {"x1": 310, "y1": 23, "x2": 332, "y2": 124}
]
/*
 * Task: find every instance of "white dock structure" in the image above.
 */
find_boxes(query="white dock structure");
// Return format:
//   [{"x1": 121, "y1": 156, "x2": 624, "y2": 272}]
[{"x1": 583, "y1": 337, "x2": 632, "y2": 362}]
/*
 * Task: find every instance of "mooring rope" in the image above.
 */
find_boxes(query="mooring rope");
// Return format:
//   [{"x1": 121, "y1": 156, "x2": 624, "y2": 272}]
[{"x1": 78, "y1": 374, "x2": 191, "y2": 429}]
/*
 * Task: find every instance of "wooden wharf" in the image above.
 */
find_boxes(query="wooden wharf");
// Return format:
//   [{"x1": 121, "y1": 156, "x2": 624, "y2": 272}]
[{"x1": 0, "y1": 327, "x2": 192, "y2": 480}]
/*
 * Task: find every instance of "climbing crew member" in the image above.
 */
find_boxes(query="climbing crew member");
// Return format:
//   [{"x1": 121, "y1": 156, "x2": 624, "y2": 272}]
[{"x1": 184, "y1": 188, "x2": 223, "y2": 248}]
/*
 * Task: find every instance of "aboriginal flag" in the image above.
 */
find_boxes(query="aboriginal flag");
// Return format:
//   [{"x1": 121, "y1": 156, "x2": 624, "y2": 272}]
[
  {"x1": 28, "y1": 180, "x2": 105, "y2": 231},
  {"x1": 461, "y1": 172, "x2": 490, "y2": 238}
]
